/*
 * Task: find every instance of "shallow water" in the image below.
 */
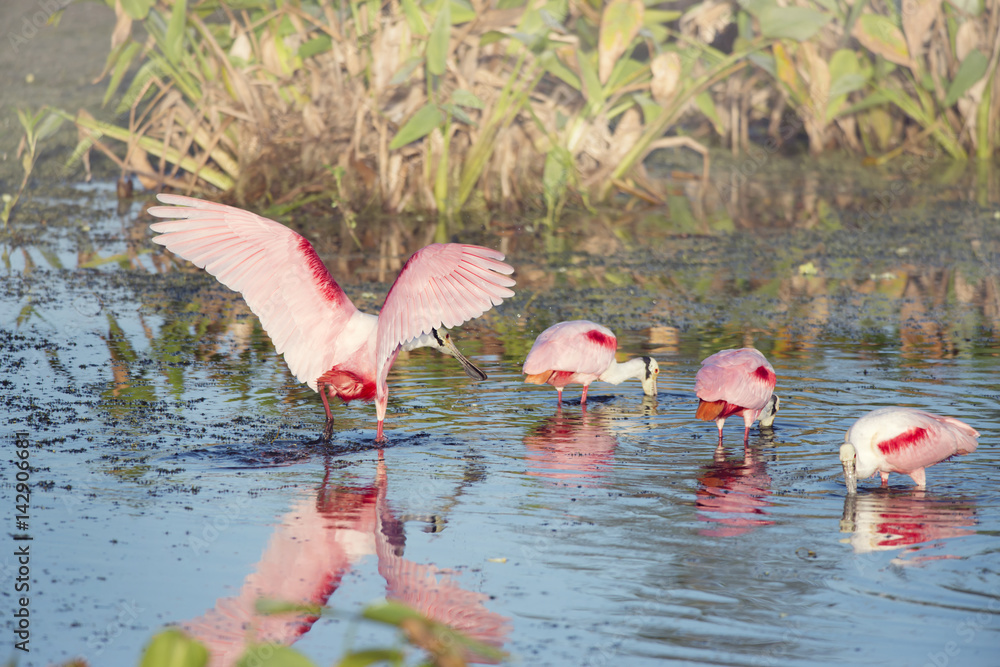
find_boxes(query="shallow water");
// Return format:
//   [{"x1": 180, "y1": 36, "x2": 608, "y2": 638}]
[{"x1": 1, "y1": 178, "x2": 999, "y2": 666}]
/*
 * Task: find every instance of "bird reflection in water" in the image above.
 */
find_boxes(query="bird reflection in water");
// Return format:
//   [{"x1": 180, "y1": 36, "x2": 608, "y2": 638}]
[
  {"x1": 523, "y1": 398, "x2": 657, "y2": 484},
  {"x1": 696, "y1": 439, "x2": 775, "y2": 538},
  {"x1": 839, "y1": 490, "x2": 977, "y2": 566},
  {"x1": 179, "y1": 452, "x2": 509, "y2": 665}
]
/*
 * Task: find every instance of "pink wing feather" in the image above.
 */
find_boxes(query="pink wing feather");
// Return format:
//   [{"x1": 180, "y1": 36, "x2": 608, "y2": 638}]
[
  {"x1": 695, "y1": 348, "x2": 775, "y2": 411},
  {"x1": 374, "y1": 243, "x2": 516, "y2": 407},
  {"x1": 147, "y1": 194, "x2": 359, "y2": 390},
  {"x1": 522, "y1": 320, "x2": 617, "y2": 376},
  {"x1": 864, "y1": 408, "x2": 979, "y2": 472}
]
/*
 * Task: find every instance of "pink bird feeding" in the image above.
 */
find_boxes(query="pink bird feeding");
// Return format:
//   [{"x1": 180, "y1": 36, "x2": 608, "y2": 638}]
[
  {"x1": 694, "y1": 347, "x2": 779, "y2": 443},
  {"x1": 840, "y1": 407, "x2": 979, "y2": 493},
  {"x1": 522, "y1": 320, "x2": 659, "y2": 403},
  {"x1": 148, "y1": 194, "x2": 515, "y2": 443}
]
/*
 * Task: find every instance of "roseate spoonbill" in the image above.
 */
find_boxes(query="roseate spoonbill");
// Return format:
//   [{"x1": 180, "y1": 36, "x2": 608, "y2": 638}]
[
  {"x1": 694, "y1": 347, "x2": 779, "y2": 444},
  {"x1": 839, "y1": 407, "x2": 979, "y2": 494},
  {"x1": 522, "y1": 320, "x2": 659, "y2": 404},
  {"x1": 148, "y1": 194, "x2": 515, "y2": 443}
]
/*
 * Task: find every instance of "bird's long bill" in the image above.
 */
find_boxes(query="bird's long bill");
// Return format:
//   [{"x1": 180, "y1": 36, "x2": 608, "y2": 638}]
[
  {"x1": 442, "y1": 334, "x2": 488, "y2": 381},
  {"x1": 839, "y1": 443, "x2": 858, "y2": 494}
]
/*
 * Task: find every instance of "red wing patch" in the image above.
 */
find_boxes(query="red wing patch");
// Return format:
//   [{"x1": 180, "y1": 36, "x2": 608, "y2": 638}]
[
  {"x1": 585, "y1": 329, "x2": 617, "y2": 350},
  {"x1": 877, "y1": 427, "x2": 929, "y2": 456},
  {"x1": 317, "y1": 369, "x2": 376, "y2": 402},
  {"x1": 753, "y1": 365, "x2": 775, "y2": 384},
  {"x1": 298, "y1": 236, "x2": 346, "y2": 305}
]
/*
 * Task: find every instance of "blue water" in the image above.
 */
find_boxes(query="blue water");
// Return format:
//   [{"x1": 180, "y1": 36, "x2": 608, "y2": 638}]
[{"x1": 1, "y1": 182, "x2": 999, "y2": 666}]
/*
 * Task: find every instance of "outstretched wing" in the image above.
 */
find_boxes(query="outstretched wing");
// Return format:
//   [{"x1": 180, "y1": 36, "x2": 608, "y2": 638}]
[
  {"x1": 148, "y1": 194, "x2": 359, "y2": 390},
  {"x1": 373, "y1": 244, "x2": 515, "y2": 403},
  {"x1": 522, "y1": 320, "x2": 617, "y2": 376}
]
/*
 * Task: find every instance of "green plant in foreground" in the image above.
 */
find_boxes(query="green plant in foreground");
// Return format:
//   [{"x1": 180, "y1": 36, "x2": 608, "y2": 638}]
[
  {"x1": 132, "y1": 599, "x2": 506, "y2": 667},
  {"x1": 2, "y1": 108, "x2": 64, "y2": 229}
]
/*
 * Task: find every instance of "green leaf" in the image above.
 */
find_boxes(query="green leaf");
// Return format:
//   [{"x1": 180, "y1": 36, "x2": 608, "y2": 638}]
[
  {"x1": 643, "y1": 9, "x2": 682, "y2": 26},
  {"x1": 757, "y1": 6, "x2": 830, "y2": 41},
  {"x1": 120, "y1": 0, "x2": 155, "y2": 19},
  {"x1": 577, "y1": 48, "x2": 604, "y2": 108},
  {"x1": 163, "y1": 0, "x2": 187, "y2": 65},
  {"x1": 139, "y1": 629, "x2": 209, "y2": 667},
  {"x1": 598, "y1": 0, "x2": 644, "y2": 83},
  {"x1": 389, "y1": 104, "x2": 444, "y2": 149},
  {"x1": 34, "y1": 112, "x2": 65, "y2": 143},
  {"x1": 449, "y1": 0, "x2": 476, "y2": 23},
  {"x1": 852, "y1": 14, "x2": 911, "y2": 67},
  {"x1": 336, "y1": 649, "x2": 406, "y2": 667},
  {"x1": 389, "y1": 57, "x2": 423, "y2": 85},
  {"x1": 441, "y1": 103, "x2": 476, "y2": 125},
  {"x1": 103, "y1": 41, "x2": 142, "y2": 107},
  {"x1": 235, "y1": 645, "x2": 315, "y2": 667},
  {"x1": 427, "y1": 0, "x2": 451, "y2": 76},
  {"x1": 540, "y1": 51, "x2": 581, "y2": 90},
  {"x1": 694, "y1": 91, "x2": 724, "y2": 135},
  {"x1": 944, "y1": 49, "x2": 988, "y2": 107},
  {"x1": 298, "y1": 35, "x2": 332, "y2": 59},
  {"x1": 400, "y1": 0, "x2": 428, "y2": 36},
  {"x1": 452, "y1": 88, "x2": 484, "y2": 109}
]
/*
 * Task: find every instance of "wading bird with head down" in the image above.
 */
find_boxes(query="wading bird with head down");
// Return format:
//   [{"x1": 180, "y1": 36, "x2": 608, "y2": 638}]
[
  {"x1": 695, "y1": 347, "x2": 779, "y2": 444},
  {"x1": 840, "y1": 407, "x2": 979, "y2": 494},
  {"x1": 148, "y1": 194, "x2": 515, "y2": 443},
  {"x1": 522, "y1": 320, "x2": 659, "y2": 404}
]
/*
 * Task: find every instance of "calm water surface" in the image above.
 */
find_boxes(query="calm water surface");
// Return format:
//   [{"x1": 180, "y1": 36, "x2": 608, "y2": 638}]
[{"x1": 1, "y1": 181, "x2": 999, "y2": 666}]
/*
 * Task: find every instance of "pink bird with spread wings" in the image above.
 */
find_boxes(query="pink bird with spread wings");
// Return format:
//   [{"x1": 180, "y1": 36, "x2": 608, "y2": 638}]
[
  {"x1": 148, "y1": 194, "x2": 515, "y2": 443},
  {"x1": 839, "y1": 407, "x2": 979, "y2": 493},
  {"x1": 522, "y1": 320, "x2": 659, "y2": 404},
  {"x1": 694, "y1": 347, "x2": 779, "y2": 444}
]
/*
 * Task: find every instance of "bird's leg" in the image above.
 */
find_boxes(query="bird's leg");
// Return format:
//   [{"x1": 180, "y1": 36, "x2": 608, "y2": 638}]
[
  {"x1": 581, "y1": 385, "x2": 589, "y2": 405},
  {"x1": 880, "y1": 472, "x2": 890, "y2": 486},
  {"x1": 319, "y1": 384, "x2": 335, "y2": 443},
  {"x1": 715, "y1": 418, "x2": 726, "y2": 445},
  {"x1": 909, "y1": 468, "x2": 926, "y2": 487},
  {"x1": 556, "y1": 387, "x2": 563, "y2": 404},
  {"x1": 375, "y1": 420, "x2": 386, "y2": 445}
]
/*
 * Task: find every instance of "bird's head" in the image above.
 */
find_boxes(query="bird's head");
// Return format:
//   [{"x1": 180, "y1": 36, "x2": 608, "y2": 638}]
[
  {"x1": 839, "y1": 442, "x2": 858, "y2": 494},
  {"x1": 640, "y1": 357, "x2": 659, "y2": 397},
  {"x1": 432, "y1": 329, "x2": 488, "y2": 381},
  {"x1": 758, "y1": 394, "x2": 780, "y2": 428}
]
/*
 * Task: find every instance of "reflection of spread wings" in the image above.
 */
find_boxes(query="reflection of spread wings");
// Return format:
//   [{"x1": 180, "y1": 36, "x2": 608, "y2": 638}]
[
  {"x1": 841, "y1": 492, "x2": 977, "y2": 562},
  {"x1": 178, "y1": 455, "x2": 508, "y2": 665}
]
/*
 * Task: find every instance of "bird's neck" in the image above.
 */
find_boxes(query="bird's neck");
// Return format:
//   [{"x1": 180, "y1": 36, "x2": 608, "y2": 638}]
[{"x1": 598, "y1": 358, "x2": 644, "y2": 385}]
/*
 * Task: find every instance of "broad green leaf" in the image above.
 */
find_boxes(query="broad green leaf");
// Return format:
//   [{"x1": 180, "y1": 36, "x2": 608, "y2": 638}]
[
  {"x1": 389, "y1": 104, "x2": 444, "y2": 149},
  {"x1": 400, "y1": 0, "x2": 428, "y2": 36},
  {"x1": 772, "y1": 42, "x2": 806, "y2": 102},
  {"x1": 643, "y1": 9, "x2": 681, "y2": 26},
  {"x1": 578, "y1": 48, "x2": 604, "y2": 108},
  {"x1": 598, "y1": 0, "x2": 644, "y2": 83},
  {"x1": 449, "y1": 0, "x2": 476, "y2": 23},
  {"x1": 235, "y1": 645, "x2": 314, "y2": 667},
  {"x1": 34, "y1": 112, "x2": 65, "y2": 143},
  {"x1": 442, "y1": 103, "x2": 476, "y2": 125},
  {"x1": 163, "y1": 0, "x2": 187, "y2": 65},
  {"x1": 427, "y1": 0, "x2": 450, "y2": 76},
  {"x1": 120, "y1": 0, "x2": 155, "y2": 19},
  {"x1": 452, "y1": 88, "x2": 484, "y2": 109},
  {"x1": 389, "y1": 57, "x2": 423, "y2": 85},
  {"x1": 298, "y1": 35, "x2": 332, "y2": 59},
  {"x1": 632, "y1": 92, "x2": 663, "y2": 123},
  {"x1": 694, "y1": 91, "x2": 724, "y2": 135},
  {"x1": 944, "y1": 48, "x2": 988, "y2": 106},
  {"x1": 336, "y1": 649, "x2": 406, "y2": 667},
  {"x1": 139, "y1": 629, "x2": 209, "y2": 667},
  {"x1": 757, "y1": 6, "x2": 830, "y2": 41},
  {"x1": 540, "y1": 50, "x2": 581, "y2": 90},
  {"x1": 852, "y1": 14, "x2": 912, "y2": 67}
]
